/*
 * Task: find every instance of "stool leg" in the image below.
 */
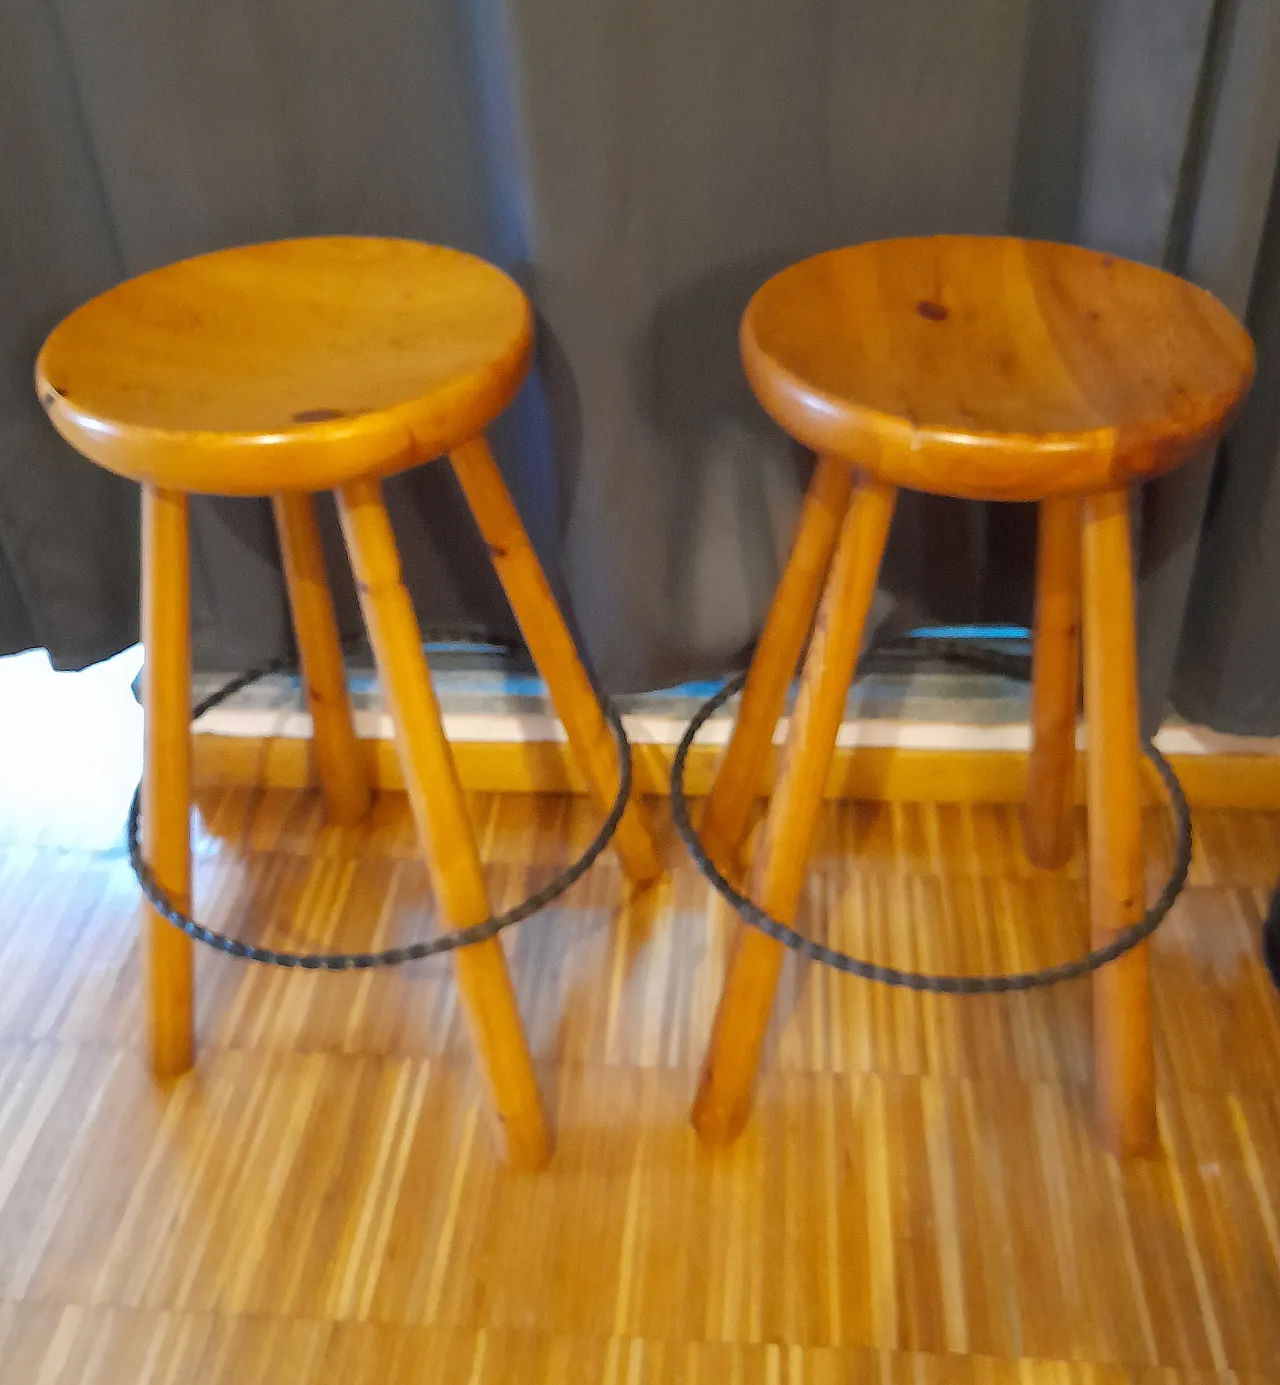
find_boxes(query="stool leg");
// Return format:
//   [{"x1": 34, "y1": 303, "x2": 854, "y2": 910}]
[
  {"x1": 273, "y1": 493, "x2": 371, "y2": 824},
  {"x1": 449, "y1": 437, "x2": 661, "y2": 885},
  {"x1": 699, "y1": 454, "x2": 854, "y2": 880},
  {"x1": 692, "y1": 475, "x2": 896, "y2": 1145},
  {"x1": 336, "y1": 478, "x2": 548, "y2": 1169},
  {"x1": 1081, "y1": 486, "x2": 1156, "y2": 1156},
  {"x1": 141, "y1": 485, "x2": 195, "y2": 1078},
  {"x1": 1023, "y1": 495, "x2": 1081, "y2": 868}
]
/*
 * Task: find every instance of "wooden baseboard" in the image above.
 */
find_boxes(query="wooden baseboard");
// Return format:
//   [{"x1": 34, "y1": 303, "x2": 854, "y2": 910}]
[{"x1": 192, "y1": 731, "x2": 1280, "y2": 808}]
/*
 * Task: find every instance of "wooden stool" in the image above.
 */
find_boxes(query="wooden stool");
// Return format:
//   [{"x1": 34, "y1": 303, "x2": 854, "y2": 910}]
[
  {"x1": 691, "y1": 236, "x2": 1253, "y2": 1156},
  {"x1": 36, "y1": 236, "x2": 661, "y2": 1169}
]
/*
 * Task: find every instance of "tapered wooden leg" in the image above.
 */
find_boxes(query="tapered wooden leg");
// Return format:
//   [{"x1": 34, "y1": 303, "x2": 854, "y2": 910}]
[
  {"x1": 692, "y1": 475, "x2": 896, "y2": 1145},
  {"x1": 1023, "y1": 495, "x2": 1082, "y2": 868},
  {"x1": 1081, "y1": 487, "x2": 1156, "y2": 1156},
  {"x1": 337, "y1": 478, "x2": 548, "y2": 1169},
  {"x1": 449, "y1": 437, "x2": 661, "y2": 885},
  {"x1": 273, "y1": 493, "x2": 370, "y2": 825},
  {"x1": 141, "y1": 485, "x2": 195, "y2": 1079},
  {"x1": 700, "y1": 455, "x2": 854, "y2": 880}
]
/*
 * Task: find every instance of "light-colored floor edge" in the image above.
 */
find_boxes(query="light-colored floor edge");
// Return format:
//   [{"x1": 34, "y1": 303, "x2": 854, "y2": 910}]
[{"x1": 193, "y1": 702, "x2": 1280, "y2": 759}]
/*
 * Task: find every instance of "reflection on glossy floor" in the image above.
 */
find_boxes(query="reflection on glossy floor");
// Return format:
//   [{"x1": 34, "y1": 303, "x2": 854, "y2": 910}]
[{"x1": 2, "y1": 758, "x2": 1280, "y2": 1380}]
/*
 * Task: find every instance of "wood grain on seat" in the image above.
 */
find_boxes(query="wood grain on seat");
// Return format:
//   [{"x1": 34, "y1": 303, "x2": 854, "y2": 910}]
[
  {"x1": 741, "y1": 236, "x2": 1253, "y2": 500},
  {"x1": 35, "y1": 237, "x2": 532, "y2": 495}
]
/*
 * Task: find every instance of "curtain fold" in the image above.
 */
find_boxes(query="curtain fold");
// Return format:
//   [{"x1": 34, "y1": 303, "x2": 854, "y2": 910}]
[
  {"x1": 2, "y1": 0, "x2": 1278, "y2": 726},
  {"x1": 1173, "y1": 0, "x2": 1280, "y2": 732},
  {"x1": 0, "y1": 0, "x2": 135, "y2": 665}
]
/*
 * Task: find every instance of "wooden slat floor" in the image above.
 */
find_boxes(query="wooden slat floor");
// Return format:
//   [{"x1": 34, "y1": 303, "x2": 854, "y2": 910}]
[{"x1": 2, "y1": 778, "x2": 1280, "y2": 1383}]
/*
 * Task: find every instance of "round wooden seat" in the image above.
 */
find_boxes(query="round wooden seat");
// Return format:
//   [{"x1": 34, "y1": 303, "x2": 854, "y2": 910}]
[
  {"x1": 35, "y1": 237, "x2": 531, "y2": 495},
  {"x1": 741, "y1": 236, "x2": 1253, "y2": 500}
]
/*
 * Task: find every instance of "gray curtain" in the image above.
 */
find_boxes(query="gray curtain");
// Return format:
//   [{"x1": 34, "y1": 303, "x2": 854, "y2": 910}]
[{"x1": 3, "y1": 1, "x2": 1279, "y2": 727}]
